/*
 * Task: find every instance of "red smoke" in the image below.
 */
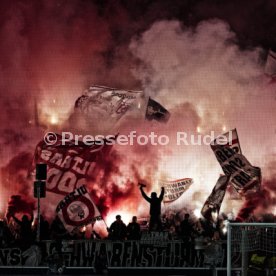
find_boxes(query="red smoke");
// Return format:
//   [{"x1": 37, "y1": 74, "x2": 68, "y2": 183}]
[
  {"x1": 0, "y1": 152, "x2": 35, "y2": 220},
  {"x1": 0, "y1": 0, "x2": 276, "y2": 224},
  {"x1": 1, "y1": 152, "x2": 33, "y2": 195},
  {"x1": 85, "y1": 140, "x2": 161, "y2": 218},
  {"x1": 6, "y1": 195, "x2": 35, "y2": 221},
  {"x1": 86, "y1": 148, "x2": 137, "y2": 216},
  {"x1": 237, "y1": 177, "x2": 276, "y2": 221}
]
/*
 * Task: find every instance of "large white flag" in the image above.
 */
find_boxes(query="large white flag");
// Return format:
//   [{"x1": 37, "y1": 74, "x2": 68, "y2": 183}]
[
  {"x1": 202, "y1": 129, "x2": 261, "y2": 220},
  {"x1": 75, "y1": 85, "x2": 143, "y2": 123},
  {"x1": 225, "y1": 153, "x2": 261, "y2": 195},
  {"x1": 56, "y1": 185, "x2": 102, "y2": 232},
  {"x1": 211, "y1": 129, "x2": 261, "y2": 195}
]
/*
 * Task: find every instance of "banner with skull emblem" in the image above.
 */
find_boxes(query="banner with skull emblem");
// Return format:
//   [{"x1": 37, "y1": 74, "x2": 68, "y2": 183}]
[{"x1": 56, "y1": 185, "x2": 102, "y2": 232}]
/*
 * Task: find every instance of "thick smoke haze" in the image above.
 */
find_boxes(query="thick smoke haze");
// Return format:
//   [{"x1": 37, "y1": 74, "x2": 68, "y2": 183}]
[
  {"x1": 128, "y1": 19, "x2": 275, "y2": 216},
  {"x1": 0, "y1": 0, "x2": 275, "y2": 224}
]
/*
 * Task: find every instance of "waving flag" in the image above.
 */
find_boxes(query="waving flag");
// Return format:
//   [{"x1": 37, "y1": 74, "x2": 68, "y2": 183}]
[
  {"x1": 31, "y1": 133, "x2": 112, "y2": 195},
  {"x1": 201, "y1": 175, "x2": 229, "y2": 222},
  {"x1": 202, "y1": 129, "x2": 261, "y2": 220},
  {"x1": 56, "y1": 185, "x2": 102, "y2": 232},
  {"x1": 211, "y1": 128, "x2": 241, "y2": 154},
  {"x1": 145, "y1": 97, "x2": 170, "y2": 123},
  {"x1": 211, "y1": 147, "x2": 261, "y2": 195},
  {"x1": 159, "y1": 178, "x2": 193, "y2": 203},
  {"x1": 75, "y1": 85, "x2": 143, "y2": 123},
  {"x1": 227, "y1": 154, "x2": 261, "y2": 195},
  {"x1": 211, "y1": 129, "x2": 261, "y2": 195}
]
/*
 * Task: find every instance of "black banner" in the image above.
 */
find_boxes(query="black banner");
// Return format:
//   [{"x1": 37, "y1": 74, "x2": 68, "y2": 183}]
[{"x1": 0, "y1": 240, "x2": 226, "y2": 267}]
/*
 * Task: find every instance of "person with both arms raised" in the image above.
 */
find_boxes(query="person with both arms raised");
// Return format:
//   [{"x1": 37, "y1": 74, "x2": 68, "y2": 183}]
[{"x1": 139, "y1": 183, "x2": 164, "y2": 231}]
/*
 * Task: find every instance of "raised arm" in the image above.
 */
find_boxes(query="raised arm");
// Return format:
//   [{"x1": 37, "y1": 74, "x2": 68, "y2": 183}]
[
  {"x1": 159, "y1": 187, "x2": 165, "y2": 201},
  {"x1": 140, "y1": 186, "x2": 151, "y2": 203}
]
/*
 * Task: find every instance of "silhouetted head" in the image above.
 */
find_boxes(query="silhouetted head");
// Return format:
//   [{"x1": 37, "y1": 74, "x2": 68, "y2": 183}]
[
  {"x1": 151, "y1": 192, "x2": 157, "y2": 198},
  {"x1": 22, "y1": 215, "x2": 29, "y2": 222},
  {"x1": 132, "y1": 216, "x2": 137, "y2": 223},
  {"x1": 116, "y1": 215, "x2": 121, "y2": 222},
  {"x1": 184, "y1": 213, "x2": 190, "y2": 220}
]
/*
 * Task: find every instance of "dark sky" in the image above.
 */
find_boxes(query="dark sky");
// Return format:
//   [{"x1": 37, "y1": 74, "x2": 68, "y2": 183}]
[{"x1": 94, "y1": 0, "x2": 276, "y2": 48}]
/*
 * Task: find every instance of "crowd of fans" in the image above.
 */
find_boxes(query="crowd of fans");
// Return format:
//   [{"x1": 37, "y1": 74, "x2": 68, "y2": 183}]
[
  {"x1": 1, "y1": 209, "x2": 276, "y2": 270},
  {"x1": 0, "y1": 210, "x2": 226, "y2": 267},
  {"x1": 0, "y1": 209, "x2": 228, "y2": 244},
  {"x1": 1, "y1": 183, "x2": 275, "y2": 270}
]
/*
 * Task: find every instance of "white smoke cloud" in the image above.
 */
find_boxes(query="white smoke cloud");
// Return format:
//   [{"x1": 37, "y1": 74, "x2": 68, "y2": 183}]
[{"x1": 129, "y1": 19, "x2": 276, "y2": 215}]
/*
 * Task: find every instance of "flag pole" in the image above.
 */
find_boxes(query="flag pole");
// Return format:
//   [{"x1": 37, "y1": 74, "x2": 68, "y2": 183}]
[
  {"x1": 89, "y1": 193, "x2": 109, "y2": 230},
  {"x1": 163, "y1": 201, "x2": 168, "y2": 227},
  {"x1": 36, "y1": 185, "x2": 41, "y2": 242},
  {"x1": 102, "y1": 217, "x2": 109, "y2": 229},
  {"x1": 235, "y1": 128, "x2": 242, "y2": 154}
]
